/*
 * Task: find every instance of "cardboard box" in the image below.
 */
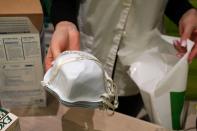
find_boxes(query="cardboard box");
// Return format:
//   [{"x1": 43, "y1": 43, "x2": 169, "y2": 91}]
[
  {"x1": 8, "y1": 95, "x2": 168, "y2": 131},
  {"x1": 18, "y1": 106, "x2": 169, "y2": 131},
  {"x1": 0, "y1": 17, "x2": 46, "y2": 108},
  {"x1": 0, "y1": 90, "x2": 46, "y2": 108},
  {"x1": 61, "y1": 107, "x2": 169, "y2": 131},
  {"x1": 0, "y1": 0, "x2": 43, "y2": 32},
  {"x1": 0, "y1": 108, "x2": 20, "y2": 131},
  {"x1": 184, "y1": 101, "x2": 197, "y2": 131}
]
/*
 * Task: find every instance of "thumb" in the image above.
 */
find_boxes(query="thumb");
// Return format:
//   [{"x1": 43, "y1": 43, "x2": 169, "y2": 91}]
[
  {"x1": 51, "y1": 46, "x2": 61, "y2": 59},
  {"x1": 45, "y1": 47, "x2": 54, "y2": 71},
  {"x1": 50, "y1": 39, "x2": 63, "y2": 59}
]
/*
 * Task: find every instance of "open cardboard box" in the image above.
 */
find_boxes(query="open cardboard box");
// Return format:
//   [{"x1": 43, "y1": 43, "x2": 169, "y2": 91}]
[
  {"x1": 59, "y1": 107, "x2": 169, "y2": 131},
  {"x1": 18, "y1": 105, "x2": 169, "y2": 131}
]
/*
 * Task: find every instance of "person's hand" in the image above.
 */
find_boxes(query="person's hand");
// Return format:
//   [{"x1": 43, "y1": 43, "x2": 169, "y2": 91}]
[
  {"x1": 45, "y1": 21, "x2": 80, "y2": 71},
  {"x1": 175, "y1": 8, "x2": 197, "y2": 63}
]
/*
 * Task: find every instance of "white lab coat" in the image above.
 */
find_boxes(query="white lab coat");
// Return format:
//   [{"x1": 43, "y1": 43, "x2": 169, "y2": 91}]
[{"x1": 78, "y1": 0, "x2": 168, "y2": 96}]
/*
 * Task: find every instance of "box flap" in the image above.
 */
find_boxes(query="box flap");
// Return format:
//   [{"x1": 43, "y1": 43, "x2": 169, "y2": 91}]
[
  {"x1": 0, "y1": 17, "x2": 38, "y2": 34},
  {"x1": 0, "y1": 0, "x2": 43, "y2": 31}
]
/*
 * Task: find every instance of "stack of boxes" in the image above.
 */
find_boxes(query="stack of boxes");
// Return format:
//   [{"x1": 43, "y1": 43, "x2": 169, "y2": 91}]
[{"x1": 0, "y1": 0, "x2": 46, "y2": 108}]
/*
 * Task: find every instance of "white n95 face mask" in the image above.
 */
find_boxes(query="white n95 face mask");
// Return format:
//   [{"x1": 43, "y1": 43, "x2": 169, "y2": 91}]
[{"x1": 41, "y1": 51, "x2": 118, "y2": 110}]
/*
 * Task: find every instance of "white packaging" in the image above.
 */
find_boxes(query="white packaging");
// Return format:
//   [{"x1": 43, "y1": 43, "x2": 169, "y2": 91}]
[
  {"x1": 128, "y1": 35, "x2": 194, "y2": 130},
  {"x1": 0, "y1": 17, "x2": 46, "y2": 107}
]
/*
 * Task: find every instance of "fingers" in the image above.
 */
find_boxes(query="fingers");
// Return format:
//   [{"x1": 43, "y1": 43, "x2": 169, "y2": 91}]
[
  {"x1": 189, "y1": 42, "x2": 197, "y2": 63},
  {"x1": 173, "y1": 39, "x2": 197, "y2": 63},
  {"x1": 180, "y1": 25, "x2": 194, "y2": 41},
  {"x1": 173, "y1": 40, "x2": 187, "y2": 58},
  {"x1": 45, "y1": 47, "x2": 54, "y2": 72},
  {"x1": 179, "y1": 9, "x2": 197, "y2": 41},
  {"x1": 68, "y1": 28, "x2": 80, "y2": 50},
  {"x1": 178, "y1": 9, "x2": 197, "y2": 63},
  {"x1": 50, "y1": 42, "x2": 62, "y2": 59},
  {"x1": 50, "y1": 29, "x2": 68, "y2": 59},
  {"x1": 44, "y1": 21, "x2": 80, "y2": 71},
  {"x1": 45, "y1": 31, "x2": 67, "y2": 71}
]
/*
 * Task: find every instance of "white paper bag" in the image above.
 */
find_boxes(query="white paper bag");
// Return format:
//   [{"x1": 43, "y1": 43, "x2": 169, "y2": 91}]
[{"x1": 129, "y1": 35, "x2": 194, "y2": 130}]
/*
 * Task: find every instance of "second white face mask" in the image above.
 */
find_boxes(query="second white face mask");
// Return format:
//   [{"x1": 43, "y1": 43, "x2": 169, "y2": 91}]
[{"x1": 41, "y1": 51, "x2": 118, "y2": 110}]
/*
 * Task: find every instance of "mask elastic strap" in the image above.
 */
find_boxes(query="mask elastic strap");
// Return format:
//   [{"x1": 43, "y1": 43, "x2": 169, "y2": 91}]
[{"x1": 100, "y1": 72, "x2": 119, "y2": 114}]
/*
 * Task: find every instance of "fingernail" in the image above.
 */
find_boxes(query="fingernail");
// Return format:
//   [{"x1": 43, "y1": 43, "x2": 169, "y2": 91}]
[{"x1": 181, "y1": 40, "x2": 187, "y2": 47}]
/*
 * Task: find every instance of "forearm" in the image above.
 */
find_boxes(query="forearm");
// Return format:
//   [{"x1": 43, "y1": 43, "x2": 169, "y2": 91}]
[{"x1": 165, "y1": 0, "x2": 193, "y2": 25}]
